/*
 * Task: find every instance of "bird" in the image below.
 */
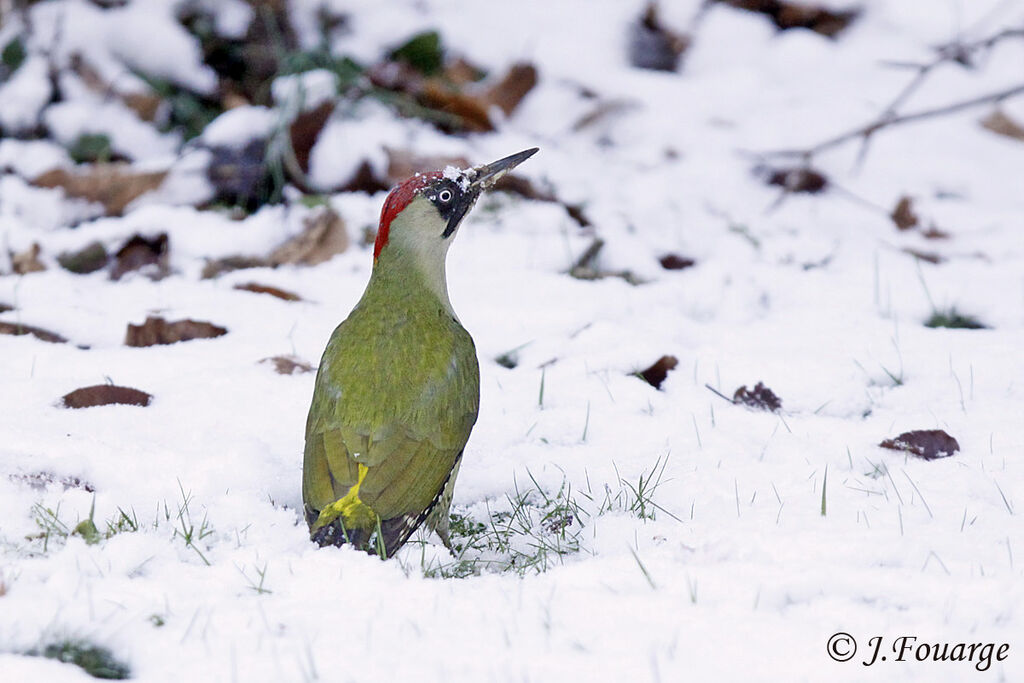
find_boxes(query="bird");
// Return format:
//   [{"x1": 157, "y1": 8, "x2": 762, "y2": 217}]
[{"x1": 302, "y1": 148, "x2": 539, "y2": 558}]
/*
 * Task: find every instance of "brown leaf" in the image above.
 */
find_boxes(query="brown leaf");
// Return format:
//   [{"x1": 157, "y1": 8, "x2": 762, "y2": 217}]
[
  {"x1": 901, "y1": 247, "x2": 944, "y2": 264},
  {"x1": 879, "y1": 429, "x2": 959, "y2": 460},
  {"x1": 385, "y1": 149, "x2": 471, "y2": 185},
  {"x1": 0, "y1": 321, "x2": 67, "y2": 344},
  {"x1": 201, "y1": 256, "x2": 271, "y2": 279},
  {"x1": 483, "y1": 62, "x2": 538, "y2": 116},
  {"x1": 420, "y1": 79, "x2": 493, "y2": 132},
  {"x1": 62, "y1": 384, "x2": 152, "y2": 409},
  {"x1": 980, "y1": 110, "x2": 1024, "y2": 142},
  {"x1": 11, "y1": 243, "x2": 45, "y2": 274},
  {"x1": 290, "y1": 100, "x2": 336, "y2": 174},
  {"x1": 733, "y1": 382, "x2": 782, "y2": 412},
  {"x1": 58, "y1": 241, "x2": 109, "y2": 274},
  {"x1": 921, "y1": 225, "x2": 951, "y2": 240},
  {"x1": 638, "y1": 355, "x2": 679, "y2": 389},
  {"x1": 269, "y1": 206, "x2": 349, "y2": 266},
  {"x1": 234, "y1": 282, "x2": 302, "y2": 301},
  {"x1": 260, "y1": 355, "x2": 315, "y2": 375},
  {"x1": 890, "y1": 195, "x2": 918, "y2": 230},
  {"x1": 0, "y1": 303, "x2": 12, "y2": 314},
  {"x1": 338, "y1": 160, "x2": 391, "y2": 194},
  {"x1": 630, "y1": 3, "x2": 690, "y2": 72},
  {"x1": 70, "y1": 53, "x2": 161, "y2": 121},
  {"x1": 720, "y1": 0, "x2": 859, "y2": 38},
  {"x1": 125, "y1": 316, "x2": 227, "y2": 347},
  {"x1": 659, "y1": 254, "x2": 696, "y2": 270},
  {"x1": 443, "y1": 57, "x2": 487, "y2": 86},
  {"x1": 762, "y1": 166, "x2": 828, "y2": 194},
  {"x1": 33, "y1": 164, "x2": 167, "y2": 216},
  {"x1": 110, "y1": 233, "x2": 169, "y2": 281}
]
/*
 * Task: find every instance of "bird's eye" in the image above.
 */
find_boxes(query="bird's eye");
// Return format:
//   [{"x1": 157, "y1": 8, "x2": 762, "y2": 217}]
[{"x1": 437, "y1": 189, "x2": 453, "y2": 203}]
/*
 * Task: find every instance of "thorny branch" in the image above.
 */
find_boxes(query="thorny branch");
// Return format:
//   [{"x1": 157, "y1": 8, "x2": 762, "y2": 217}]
[{"x1": 756, "y1": 25, "x2": 1024, "y2": 166}]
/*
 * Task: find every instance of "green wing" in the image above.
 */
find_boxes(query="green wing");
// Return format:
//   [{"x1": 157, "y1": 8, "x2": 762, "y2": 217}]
[{"x1": 302, "y1": 302, "x2": 479, "y2": 555}]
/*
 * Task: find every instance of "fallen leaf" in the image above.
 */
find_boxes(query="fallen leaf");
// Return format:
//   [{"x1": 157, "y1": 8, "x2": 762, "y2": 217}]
[
  {"x1": 891, "y1": 195, "x2": 918, "y2": 230},
  {"x1": 0, "y1": 303, "x2": 12, "y2": 314},
  {"x1": 290, "y1": 100, "x2": 336, "y2": 174},
  {"x1": 719, "y1": 0, "x2": 859, "y2": 38},
  {"x1": 980, "y1": 109, "x2": 1024, "y2": 142},
  {"x1": 879, "y1": 429, "x2": 959, "y2": 460},
  {"x1": 0, "y1": 321, "x2": 67, "y2": 344},
  {"x1": 201, "y1": 256, "x2": 270, "y2": 279},
  {"x1": 484, "y1": 62, "x2": 538, "y2": 116},
  {"x1": 761, "y1": 165, "x2": 828, "y2": 194},
  {"x1": 70, "y1": 53, "x2": 162, "y2": 122},
  {"x1": 637, "y1": 355, "x2": 679, "y2": 389},
  {"x1": 733, "y1": 382, "x2": 782, "y2": 412},
  {"x1": 570, "y1": 238, "x2": 643, "y2": 285},
  {"x1": 659, "y1": 254, "x2": 696, "y2": 270},
  {"x1": 33, "y1": 165, "x2": 168, "y2": 216},
  {"x1": 125, "y1": 316, "x2": 228, "y2": 346},
  {"x1": 902, "y1": 247, "x2": 943, "y2": 264},
  {"x1": 260, "y1": 355, "x2": 315, "y2": 375},
  {"x1": 234, "y1": 282, "x2": 302, "y2": 301},
  {"x1": 110, "y1": 233, "x2": 169, "y2": 281},
  {"x1": 629, "y1": 3, "x2": 690, "y2": 72},
  {"x1": 921, "y1": 225, "x2": 951, "y2": 240},
  {"x1": 338, "y1": 160, "x2": 390, "y2": 194},
  {"x1": 58, "y1": 241, "x2": 109, "y2": 274},
  {"x1": 11, "y1": 243, "x2": 45, "y2": 274},
  {"x1": 206, "y1": 139, "x2": 270, "y2": 207},
  {"x1": 269, "y1": 206, "x2": 349, "y2": 266},
  {"x1": 385, "y1": 149, "x2": 471, "y2": 185},
  {"x1": 62, "y1": 384, "x2": 152, "y2": 408}
]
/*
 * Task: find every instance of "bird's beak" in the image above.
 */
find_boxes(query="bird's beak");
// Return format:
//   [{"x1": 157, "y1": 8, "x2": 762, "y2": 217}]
[
  {"x1": 442, "y1": 148, "x2": 539, "y2": 238},
  {"x1": 466, "y1": 147, "x2": 540, "y2": 191}
]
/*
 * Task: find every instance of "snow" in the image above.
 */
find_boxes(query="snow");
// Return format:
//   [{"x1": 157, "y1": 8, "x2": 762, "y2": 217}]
[{"x1": 1, "y1": 0, "x2": 1024, "y2": 682}]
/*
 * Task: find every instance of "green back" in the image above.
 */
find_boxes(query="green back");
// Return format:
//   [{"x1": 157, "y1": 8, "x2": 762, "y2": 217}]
[{"x1": 302, "y1": 261, "x2": 480, "y2": 535}]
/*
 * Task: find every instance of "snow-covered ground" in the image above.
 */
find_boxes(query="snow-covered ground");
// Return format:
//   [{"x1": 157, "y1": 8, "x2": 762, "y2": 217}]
[{"x1": 1, "y1": 1, "x2": 1023, "y2": 681}]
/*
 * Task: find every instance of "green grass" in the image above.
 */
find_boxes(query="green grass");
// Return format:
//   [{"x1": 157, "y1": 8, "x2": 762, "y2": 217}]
[
  {"x1": 33, "y1": 640, "x2": 130, "y2": 680},
  {"x1": 925, "y1": 308, "x2": 987, "y2": 330}
]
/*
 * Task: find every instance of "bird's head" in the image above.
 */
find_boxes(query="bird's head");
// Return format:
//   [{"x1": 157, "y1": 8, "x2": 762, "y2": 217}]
[{"x1": 373, "y1": 148, "x2": 539, "y2": 264}]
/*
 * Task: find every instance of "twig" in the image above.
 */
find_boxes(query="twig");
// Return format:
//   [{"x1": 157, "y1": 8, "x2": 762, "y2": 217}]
[{"x1": 754, "y1": 25, "x2": 1024, "y2": 165}]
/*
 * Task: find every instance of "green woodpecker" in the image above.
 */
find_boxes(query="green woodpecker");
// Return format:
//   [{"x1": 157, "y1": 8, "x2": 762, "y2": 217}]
[{"x1": 303, "y1": 148, "x2": 539, "y2": 557}]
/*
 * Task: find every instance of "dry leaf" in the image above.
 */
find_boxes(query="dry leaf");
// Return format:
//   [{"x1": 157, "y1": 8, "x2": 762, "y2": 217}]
[
  {"x1": 891, "y1": 195, "x2": 918, "y2": 230},
  {"x1": 70, "y1": 53, "x2": 161, "y2": 121},
  {"x1": 733, "y1": 382, "x2": 782, "y2": 412},
  {"x1": 201, "y1": 256, "x2": 270, "y2": 279},
  {"x1": 630, "y1": 3, "x2": 690, "y2": 72},
  {"x1": 0, "y1": 321, "x2": 67, "y2": 343},
  {"x1": 125, "y1": 316, "x2": 227, "y2": 346},
  {"x1": 58, "y1": 241, "x2": 109, "y2": 274},
  {"x1": 234, "y1": 282, "x2": 302, "y2": 301},
  {"x1": 879, "y1": 429, "x2": 959, "y2": 460},
  {"x1": 11, "y1": 243, "x2": 45, "y2": 274},
  {"x1": 484, "y1": 63, "x2": 538, "y2": 116},
  {"x1": 62, "y1": 384, "x2": 152, "y2": 408},
  {"x1": 385, "y1": 149, "x2": 471, "y2": 185},
  {"x1": 0, "y1": 303, "x2": 12, "y2": 314},
  {"x1": 761, "y1": 166, "x2": 829, "y2": 194},
  {"x1": 720, "y1": 0, "x2": 859, "y2": 37},
  {"x1": 290, "y1": 100, "x2": 336, "y2": 174},
  {"x1": 261, "y1": 355, "x2": 315, "y2": 375},
  {"x1": 980, "y1": 109, "x2": 1024, "y2": 142},
  {"x1": 638, "y1": 355, "x2": 679, "y2": 389},
  {"x1": 902, "y1": 247, "x2": 943, "y2": 264},
  {"x1": 110, "y1": 233, "x2": 169, "y2": 281},
  {"x1": 659, "y1": 254, "x2": 695, "y2": 270},
  {"x1": 34, "y1": 165, "x2": 167, "y2": 216},
  {"x1": 269, "y1": 206, "x2": 349, "y2": 266}
]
